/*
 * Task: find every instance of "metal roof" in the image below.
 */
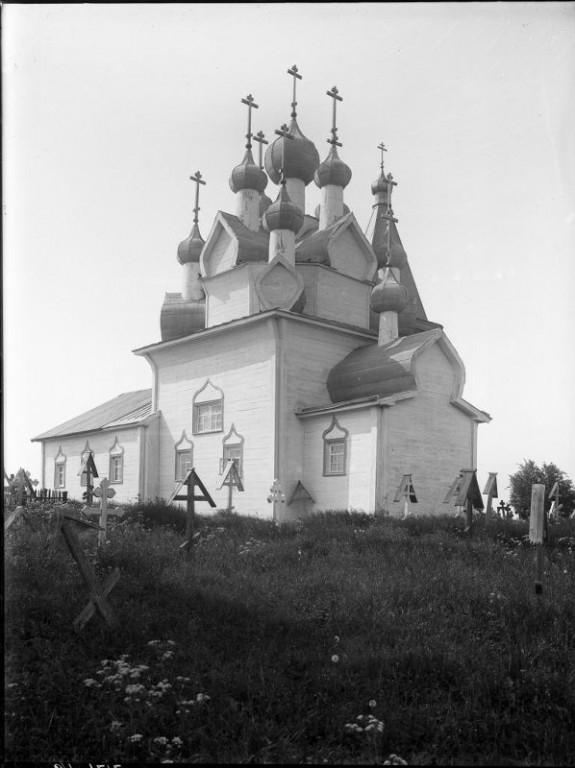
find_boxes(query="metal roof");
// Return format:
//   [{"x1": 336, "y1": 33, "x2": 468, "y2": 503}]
[{"x1": 32, "y1": 389, "x2": 152, "y2": 441}]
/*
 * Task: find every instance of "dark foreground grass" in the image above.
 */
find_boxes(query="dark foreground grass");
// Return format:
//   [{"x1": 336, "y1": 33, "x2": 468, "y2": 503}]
[{"x1": 4, "y1": 507, "x2": 575, "y2": 765}]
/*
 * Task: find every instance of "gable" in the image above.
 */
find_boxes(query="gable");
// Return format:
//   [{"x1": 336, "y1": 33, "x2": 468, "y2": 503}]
[
  {"x1": 414, "y1": 342, "x2": 459, "y2": 399},
  {"x1": 201, "y1": 223, "x2": 236, "y2": 277},
  {"x1": 329, "y1": 224, "x2": 376, "y2": 282}
]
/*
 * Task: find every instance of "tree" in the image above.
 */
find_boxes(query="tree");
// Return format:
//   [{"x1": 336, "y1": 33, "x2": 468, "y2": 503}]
[{"x1": 509, "y1": 460, "x2": 575, "y2": 519}]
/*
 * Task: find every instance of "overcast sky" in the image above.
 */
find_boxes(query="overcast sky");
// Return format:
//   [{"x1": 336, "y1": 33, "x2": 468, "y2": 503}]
[{"x1": 3, "y1": 3, "x2": 574, "y2": 500}]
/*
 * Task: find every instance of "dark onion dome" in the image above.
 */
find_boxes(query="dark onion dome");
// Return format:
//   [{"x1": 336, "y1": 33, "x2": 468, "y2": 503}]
[
  {"x1": 259, "y1": 191, "x2": 273, "y2": 218},
  {"x1": 314, "y1": 202, "x2": 350, "y2": 219},
  {"x1": 262, "y1": 182, "x2": 304, "y2": 234},
  {"x1": 314, "y1": 145, "x2": 352, "y2": 189},
  {"x1": 229, "y1": 148, "x2": 268, "y2": 194},
  {"x1": 264, "y1": 118, "x2": 320, "y2": 186},
  {"x1": 177, "y1": 222, "x2": 205, "y2": 265},
  {"x1": 370, "y1": 269, "x2": 409, "y2": 314},
  {"x1": 160, "y1": 293, "x2": 205, "y2": 340},
  {"x1": 371, "y1": 169, "x2": 392, "y2": 196},
  {"x1": 372, "y1": 216, "x2": 407, "y2": 270}
]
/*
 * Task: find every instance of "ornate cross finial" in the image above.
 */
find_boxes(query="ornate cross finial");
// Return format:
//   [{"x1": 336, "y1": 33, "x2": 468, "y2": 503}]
[
  {"x1": 253, "y1": 130, "x2": 269, "y2": 170},
  {"x1": 287, "y1": 64, "x2": 302, "y2": 119},
  {"x1": 275, "y1": 124, "x2": 294, "y2": 184},
  {"x1": 189, "y1": 170, "x2": 206, "y2": 224},
  {"x1": 327, "y1": 86, "x2": 343, "y2": 147},
  {"x1": 378, "y1": 142, "x2": 387, "y2": 172},
  {"x1": 240, "y1": 94, "x2": 259, "y2": 149}
]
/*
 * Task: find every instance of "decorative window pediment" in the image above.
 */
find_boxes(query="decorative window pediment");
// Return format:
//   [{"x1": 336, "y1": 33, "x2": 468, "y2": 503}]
[
  {"x1": 220, "y1": 423, "x2": 244, "y2": 477},
  {"x1": 54, "y1": 446, "x2": 66, "y2": 489},
  {"x1": 193, "y1": 379, "x2": 224, "y2": 434}
]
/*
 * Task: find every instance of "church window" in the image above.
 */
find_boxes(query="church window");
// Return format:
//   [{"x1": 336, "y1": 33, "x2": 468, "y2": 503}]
[
  {"x1": 174, "y1": 431, "x2": 193, "y2": 480},
  {"x1": 80, "y1": 443, "x2": 93, "y2": 487},
  {"x1": 109, "y1": 437, "x2": 124, "y2": 484},
  {"x1": 54, "y1": 447, "x2": 66, "y2": 489},
  {"x1": 220, "y1": 424, "x2": 244, "y2": 477},
  {"x1": 192, "y1": 380, "x2": 224, "y2": 435},
  {"x1": 322, "y1": 417, "x2": 348, "y2": 476}
]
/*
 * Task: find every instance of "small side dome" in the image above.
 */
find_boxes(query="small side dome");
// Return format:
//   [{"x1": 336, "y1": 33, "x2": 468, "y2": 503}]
[
  {"x1": 265, "y1": 118, "x2": 320, "y2": 186},
  {"x1": 229, "y1": 148, "x2": 268, "y2": 194},
  {"x1": 372, "y1": 170, "x2": 397, "y2": 197},
  {"x1": 370, "y1": 269, "x2": 409, "y2": 314},
  {"x1": 263, "y1": 183, "x2": 304, "y2": 234},
  {"x1": 177, "y1": 222, "x2": 205, "y2": 265},
  {"x1": 314, "y1": 145, "x2": 352, "y2": 189}
]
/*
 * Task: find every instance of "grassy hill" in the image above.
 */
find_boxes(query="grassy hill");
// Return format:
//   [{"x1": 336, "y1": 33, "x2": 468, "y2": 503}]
[{"x1": 4, "y1": 505, "x2": 575, "y2": 765}]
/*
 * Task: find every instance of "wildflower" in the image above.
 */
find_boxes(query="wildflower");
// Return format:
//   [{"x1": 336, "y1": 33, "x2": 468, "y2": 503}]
[
  {"x1": 109, "y1": 721, "x2": 123, "y2": 732},
  {"x1": 167, "y1": 640, "x2": 176, "y2": 646},
  {"x1": 334, "y1": 635, "x2": 340, "y2": 643},
  {"x1": 7, "y1": 683, "x2": 19, "y2": 689},
  {"x1": 129, "y1": 733, "x2": 143, "y2": 742},
  {"x1": 125, "y1": 684, "x2": 146, "y2": 695},
  {"x1": 148, "y1": 640, "x2": 161, "y2": 647},
  {"x1": 154, "y1": 737, "x2": 169, "y2": 746},
  {"x1": 83, "y1": 678, "x2": 98, "y2": 687},
  {"x1": 161, "y1": 651, "x2": 174, "y2": 660},
  {"x1": 171, "y1": 736, "x2": 183, "y2": 747},
  {"x1": 369, "y1": 699, "x2": 377, "y2": 708},
  {"x1": 196, "y1": 692, "x2": 210, "y2": 703},
  {"x1": 331, "y1": 655, "x2": 340, "y2": 663},
  {"x1": 383, "y1": 756, "x2": 408, "y2": 766}
]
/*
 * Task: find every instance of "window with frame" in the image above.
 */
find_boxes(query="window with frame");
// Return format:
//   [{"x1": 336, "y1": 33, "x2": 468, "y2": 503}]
[
  {"x1": 109, "y1": 438, "x2": 124, "y2": 484},
  {"x1": 322, "y1": 417, "x2": 348, "y2": 477},
  {"x1": 220, "y1": 424, "x2": 244, "y2": 477},
  {"x1": 175, "y1": 431, "x2": 194, "y2": 480},
  {"x1": 54, "y1": 448, "x2": 66, "y2": 488},
  {"x1": 80, "y1": 446, "x2": 93, "y2": 487},
  {"x1": 192, "y1": 380, "x2": 224, "y2": 435}
]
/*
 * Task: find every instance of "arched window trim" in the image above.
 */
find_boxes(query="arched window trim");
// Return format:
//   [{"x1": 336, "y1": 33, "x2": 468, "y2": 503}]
[
  {"x1": 109, "y1": 436, "x2": 124, "y2": 484},
  {"x1": 80, "y1": 441, "x2": 93, "y2": 487},
  {"x1": 220, "y1": 423, "x2": 244, "y2": 477},
  {"x1": 175, "y1": 430, "x2": 194, "y2": 481},
  {"x1": 192, "y1": 379, "x2": 224, "y2": 435},
  {"x1": 322, "y1": 416, "x2": 349, "y2": 477},
  {"x1": 54, "y1": 446, "x2": 66, "y2": 489}
]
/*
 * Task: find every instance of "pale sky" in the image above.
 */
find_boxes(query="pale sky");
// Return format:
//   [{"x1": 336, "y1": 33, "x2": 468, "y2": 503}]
[{"x1": 3, "y1": 3, "x2": 574, "y2": 500}]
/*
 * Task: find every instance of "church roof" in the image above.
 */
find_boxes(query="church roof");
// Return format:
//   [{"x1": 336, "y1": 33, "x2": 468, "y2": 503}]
[
  {"x1": 327, "y1": 329, "x2": 445, "y2": 403},
  {"x1": 32, "y1": 389, "x2": 152, "y2": 441},
  {"x1": 217, "y1": 211, "x2": 270, "y2": 263}
]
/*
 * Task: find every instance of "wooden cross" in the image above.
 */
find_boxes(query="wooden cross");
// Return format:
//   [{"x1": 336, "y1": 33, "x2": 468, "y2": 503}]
[
  {"x1": 444, "y1": 469, "x2": 484, "y2": 533},
  {"x1": 189, "y1": 170, "x2": 206, "y2": 225},
  {"x1": 48, "y1": 510, "x2": 120, "y2": 630},
  {"x1": 378, "y1": 142, "x2": 387, "y2": 172},
  {"x1": 287, "y1": 480, "x2": 315, "y2": 520},
  {"x1": 497, "y1": 500, "x2": 511, "y2": 517},
  {"x1": 218, "y1": 459, "x2": 244, "y2": 513},
  {"x1": 167, "y1": 468, "x2": 216, "y2": 559},
  {"x1": 274, "y1": 124, "x2": 294, "y2": 184},
  {"x1": 267, "y1": 479, "x2": 286, "y2": 522},
  {"x1": 326, "y1": 86, "x2": 343, "y2": 147},
  {"x1": 4, "y1": 505, "x2": 36, "y2": 533},
  {"x1": 79, "y1": 452, "x2": 98, "y2": 506},
  {"x1": 482, "y1": 472, "x2": 498, "y2": 515},
  {"x1": 253, "y1": 130, "x2": 268, "y2": 170},
  {"x1": 94, "y1": 477, "x2": 116, "y2": 548},
  {"x1": 287, "y1": 64, "x2": 302, "y2": 118},
  {"x1": 240, "y1": 94, "x2": 259, "y2": 149},
  {"x1": 394, "y1": 474, "x2": 418, "y2": 519},
  {"x1": 10, "y1": 468, "x2": 38, "y2": 507}
]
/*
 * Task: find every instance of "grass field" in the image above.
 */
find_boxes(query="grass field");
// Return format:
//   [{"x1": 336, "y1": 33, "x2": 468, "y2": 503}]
[{"x1": 4, "y1": 503, "x2": 575, "y2": 765}]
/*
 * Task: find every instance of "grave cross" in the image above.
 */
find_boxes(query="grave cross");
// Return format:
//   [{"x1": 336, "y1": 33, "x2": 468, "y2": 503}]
[
  {"x1": 253, "y1": 130, "x2": 269, "y2": 170},
  {"x1": 94, "y1": 477, "x2": 116, "y2": 548},
  {"x1": 326, "y1": 86, "x2": 343, "y2": 147},
  {"x1": 189, "y1": 170, "x2": 206, "y2": 225},
  {"x1": 497, "y1": 500, "x2": 511, "y2": 517},
  {"x1": 287, "y1": 64, "x2": 302, "y2": 118},
  {"x1": 168, "y1": 468, "x2": 216, "y2": 559},
  {"x1": 218, "y1": 458, "x2": 244, "y2": 513},
  {"x1": 240, "y1": 94, "x2": 259, "y2": 149}
]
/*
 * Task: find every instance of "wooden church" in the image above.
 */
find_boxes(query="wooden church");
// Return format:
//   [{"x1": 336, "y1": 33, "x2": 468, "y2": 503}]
[{"x1": 33, "y1": 69, "x2": 491, "y2": 520}]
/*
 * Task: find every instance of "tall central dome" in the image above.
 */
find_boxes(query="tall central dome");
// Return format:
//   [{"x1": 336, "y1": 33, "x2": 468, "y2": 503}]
[{"x1": 264, "y1": 117, "x2": 320, "y2": 185}]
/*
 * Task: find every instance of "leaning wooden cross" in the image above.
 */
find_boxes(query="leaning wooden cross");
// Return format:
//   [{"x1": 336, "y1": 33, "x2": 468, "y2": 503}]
[
  {"x1": 47, "y1": 509, "x2": 120, "y2": 631},
  {"x1": 443, "y1": 469, "x2": 484, "y2": 533},
  {"x1": 93, "y1": 478, "x2": 116, "y2": 548},
  {"x1": 394, "y1": 474, "x2": 418, "y2": 519},
  {"x1": 482, "y1": 472, "x2": 498, "y2": 515},
  {"x1": 168, "y1": 468, "x2": 216, "y2": 558},
  {"x1": 287, "y1": 480, "x2": 315, "y2": 519},
  {"x1": 218, "y1": 459, "x2": 244, "y2": 513}
]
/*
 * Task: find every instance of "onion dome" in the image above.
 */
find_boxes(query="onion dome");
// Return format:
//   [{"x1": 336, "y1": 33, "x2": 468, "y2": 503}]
[
  {"x1": 371, "y1": 170, "x2": 392, "y2": 196},
  {"x1": 177, "y1": 222, "x2": 205, "y2": 265},
  {"x1": 370, "y1": 268, "x2": 409, "y2": 314},
  {"x1": 229, "y1": 148, "x2": 268, "y2": 194},
  {"x1": 262, "y1": 182, "x2": 304, "y2": 234},
  {"x1": 264, "y1": 118, "x2": 319, "y2": 185},
  {"x1": 314, "y1": 145, "x2": 352, "y2": 189}
]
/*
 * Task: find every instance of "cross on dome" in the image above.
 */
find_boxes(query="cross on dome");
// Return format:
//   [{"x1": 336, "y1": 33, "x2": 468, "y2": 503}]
[
  {"x1": 275, "y1": 123, "x2": 294, "y2": 184},
  {"x1": 327, "y1": 86, "x2": 343, "y2": 147},
  {"x1": 189, "y1": 170, "x2": 206, "y2": 225},
  {"x1": 240, "y1": 94, "x2": 259, "y2": 149},
  {"x1": 378, "y1": 142, "x2": 387, "y2": 172},
  {"x1": 287, "y1": 64, "x2": 302, "y2": 118},
  {"x1": 253, "y1": 130, "x2": 269, "y2": 170}
]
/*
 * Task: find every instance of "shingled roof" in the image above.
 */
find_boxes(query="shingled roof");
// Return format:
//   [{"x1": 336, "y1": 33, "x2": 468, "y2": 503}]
[{"x1": 32, "y1": 389, "x2": 152, "y2": 441}]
